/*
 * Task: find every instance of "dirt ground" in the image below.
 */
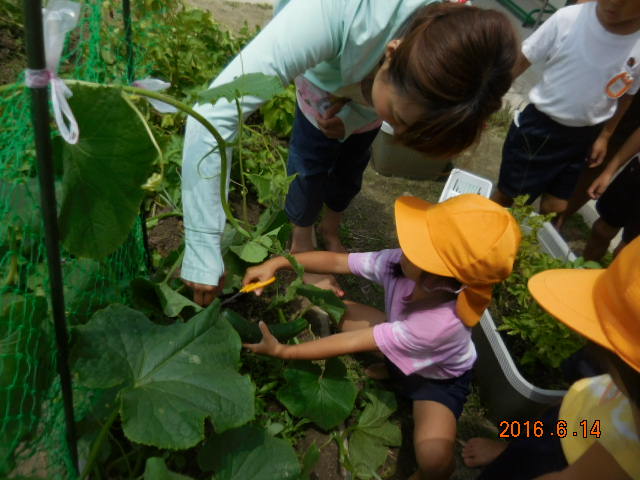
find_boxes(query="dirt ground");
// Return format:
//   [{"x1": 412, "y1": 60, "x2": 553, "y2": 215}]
[{"x1": 186, "y1": 0, "x2": 274, "y2": 34}]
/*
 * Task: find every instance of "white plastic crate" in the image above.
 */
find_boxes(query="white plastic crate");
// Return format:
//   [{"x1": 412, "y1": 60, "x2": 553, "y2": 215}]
[{"x1": 438, "y1": 168, "x2": 493, "y2": 203}]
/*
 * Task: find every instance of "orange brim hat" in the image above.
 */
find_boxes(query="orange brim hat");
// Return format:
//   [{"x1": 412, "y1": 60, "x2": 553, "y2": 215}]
[
  {"x1": 528, "y1": 237, "x2": 640, "y2": 373},
  {"x1": 395, "y1": 194, "x2": 521, "y2": 327}
]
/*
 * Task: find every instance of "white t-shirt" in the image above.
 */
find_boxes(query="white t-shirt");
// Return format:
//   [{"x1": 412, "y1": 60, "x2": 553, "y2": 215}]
[{"x1": 523, "y1": 3, "x2": 640, "y2": 127}]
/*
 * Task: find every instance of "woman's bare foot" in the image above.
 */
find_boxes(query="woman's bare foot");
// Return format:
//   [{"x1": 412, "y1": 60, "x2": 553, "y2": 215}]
[
  {"x1": 303, "y1": 272, "x2": 345, "y2": 297},
  {"x1": 364, "y1": 362, "x2": 389, "y2": 380},
  {"x1": 462, "y1": 437, "x2": 508, "y2": 468}
]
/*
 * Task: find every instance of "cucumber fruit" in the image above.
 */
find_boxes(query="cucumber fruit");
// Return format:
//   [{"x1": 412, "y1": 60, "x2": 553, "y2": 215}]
[{"x1": 221, "y1": 309, "x2": 308, "y2": 343}]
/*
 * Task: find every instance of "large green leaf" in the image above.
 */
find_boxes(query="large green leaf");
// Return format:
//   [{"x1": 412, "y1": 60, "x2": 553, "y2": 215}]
[
  {"x1": 59, "y1": 84, "x2": 158, "y2": 259},
  {"x1": 276, "y1": 359, "x2": 357, "y2": 430},
  {"x1": 348, "y1": 389, "x2": 401, "y2": 479},
  {"x1": 131, "y1": 277, "x2": 203, "y2": 318},
  {"x1": 144, "y1": 457, "x2": 194, "y2": 480},
  {"x1": 197, "y1": 425, "x2": 300, "y2": 479},
  {"x1": 198, "y1": 73, "x2": 285, "y2": 104},
  {"x1": 229, "y1": 238, "x2": 271, "y2": 264},
  {"x1": 295, "y1": 284, "x2": 346, "y2": 324},
  {"x1": 72, "y1": 302, "x2": 255, "y2": 449}
]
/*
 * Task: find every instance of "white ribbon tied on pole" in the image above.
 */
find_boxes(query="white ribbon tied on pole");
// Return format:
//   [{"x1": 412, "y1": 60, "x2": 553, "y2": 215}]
[{"x1": 26, "y1": 0, "x2": 82, "y2": 144}]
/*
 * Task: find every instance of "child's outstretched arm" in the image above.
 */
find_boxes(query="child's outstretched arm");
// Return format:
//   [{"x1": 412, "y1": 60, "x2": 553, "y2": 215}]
[
  {"x1": 244, "y1": 321, "x2": 378, "y2": 360},
  {"x1": 243, "y1": 251, "x2": 351, "y2": 295},
  {"x1": 588, "y1": 125, "x2": 640, "y2": 199}
]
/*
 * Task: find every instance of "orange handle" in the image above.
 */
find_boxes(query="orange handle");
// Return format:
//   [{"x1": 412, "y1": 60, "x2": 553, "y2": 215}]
[{"x1": 240, "y1": 276, "x2": 276, "y2": 294}]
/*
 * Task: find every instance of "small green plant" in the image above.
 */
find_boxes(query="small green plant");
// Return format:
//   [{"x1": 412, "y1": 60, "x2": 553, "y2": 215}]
[
  {"x1": 260, "y1": 84, "x2": 296, "y2": 138},
  {"x1": 493, "y1": 197, "x2": 597, "y2": 372}
]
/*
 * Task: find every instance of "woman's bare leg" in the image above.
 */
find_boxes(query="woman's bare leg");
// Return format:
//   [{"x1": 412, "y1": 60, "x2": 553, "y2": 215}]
[{"x1": 319, "y1": 207, "x2": 347, "y2": 253}]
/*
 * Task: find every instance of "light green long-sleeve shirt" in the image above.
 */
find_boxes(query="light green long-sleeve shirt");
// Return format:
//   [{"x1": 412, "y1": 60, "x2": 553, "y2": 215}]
[{"x1": 181, "y1": 0, "x2": 434, "y2": 285}]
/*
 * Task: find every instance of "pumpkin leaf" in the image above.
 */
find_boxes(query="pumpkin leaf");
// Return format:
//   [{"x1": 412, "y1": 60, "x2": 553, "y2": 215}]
[
  {"x1": 72, "y1": 302, "x2": 254, "y2": 449},
  {"x1": 59, "y1": 84, "x2": 158, "y2": 259},
  {"x1": 197, "y1": 425, "x2": 300, "y2": 479},
  {"x1": 276, "y1": 359, "x2": 357, "y2": 430},
  {"x1": 348, "y1": 389, "x2": 401, "y2": 479}
]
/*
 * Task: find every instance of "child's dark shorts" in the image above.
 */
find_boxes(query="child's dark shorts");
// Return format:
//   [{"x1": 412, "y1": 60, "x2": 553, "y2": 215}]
[
  {"x1": 499, "y1": 104, "x2": 603, "y2": 202},
  {"x1": 596, "y1": 156, "x2": 640, "y2": 244},
  {"x1": 385, "y1": 359, "x2": 472, "y2": 419}
]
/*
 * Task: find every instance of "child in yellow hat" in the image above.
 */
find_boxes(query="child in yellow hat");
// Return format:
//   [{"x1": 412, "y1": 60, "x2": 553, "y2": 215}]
[
  {"x1": 243, "y1": 193, "x2": 521, "y2": 480},
  {"x1": 463, "y1": 237, "x2": 640, "y2": 479}
]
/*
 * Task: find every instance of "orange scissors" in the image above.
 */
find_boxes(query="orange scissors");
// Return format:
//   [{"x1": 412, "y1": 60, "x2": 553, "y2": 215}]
[{"x1": 221, "y1": 276, "x2": 276, "y2": 306}]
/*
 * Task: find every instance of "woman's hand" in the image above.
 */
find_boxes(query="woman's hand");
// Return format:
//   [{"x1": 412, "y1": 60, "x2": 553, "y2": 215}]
[
  {"x1": 316, "y1": 102, "x2": 347, "y2": 139},
  {"x1": 183, "y1": 274, "x2": 225, "y2": 306},
  {"x1": 243, "y1": 262, "x2": 278, "y2": 296},
  {"x1": 243, "y1": 321, "x2": 284, "y2": 357},
  {"x1": 587, "y1": 171, "x2": 613, "y2": 199}
]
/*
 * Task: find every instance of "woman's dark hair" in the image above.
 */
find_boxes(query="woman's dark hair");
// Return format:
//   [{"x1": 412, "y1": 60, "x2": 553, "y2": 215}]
[
  {"x1": 588, "y1": 342, "x2": 640, "y2": 408},
  {"x1": 387, "y1": 3, "x2": 519, "y2": 158}
]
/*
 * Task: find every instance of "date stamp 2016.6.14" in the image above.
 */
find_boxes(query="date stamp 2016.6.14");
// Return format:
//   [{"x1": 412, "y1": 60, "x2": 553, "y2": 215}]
[{"x1": 498, "y1": 420, "x2": 602, "y2": 439}]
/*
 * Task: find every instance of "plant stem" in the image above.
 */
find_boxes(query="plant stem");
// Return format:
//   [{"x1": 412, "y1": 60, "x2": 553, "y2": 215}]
[
  {"x1": 234, "y1": 97, "x2": 249, "y2": 223},
  {"x1": 81, "y1": 407, "x2": 119, "y2": 480},
  {"x1": 164, "y1": 249, "x2": 185, "y2": 284}
]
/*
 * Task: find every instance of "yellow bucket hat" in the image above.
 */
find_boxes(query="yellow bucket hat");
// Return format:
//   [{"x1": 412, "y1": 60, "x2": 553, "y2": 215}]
[
  {"x1": 395, "y1": 194, "x2": 521, "y2": 326},
  {"x1": 529, "y1": 236, "x2": 640, "y2": 373}
]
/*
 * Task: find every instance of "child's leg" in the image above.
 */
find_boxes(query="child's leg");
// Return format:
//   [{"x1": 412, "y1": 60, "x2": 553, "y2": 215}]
[
  {"x1": 491, "y1": 189, "x2": 514, "y2": 207},
  {"x1": 539, "y1": 193, "x2": 568, "y2": 217},
  {"x1": 410, "y1": 400, "x2": 457, "y2": 480},
  {"x1": 584, "y1": 218, "x2": 620, "y2": 261},
  {"x1": 583, "y1": 159, "x2": 637, "y2": 261},
  {"x1": 554, "y1": 160, "x2": 608, "y2": 230},
  {"x1": 322, "y1": 127, "x2": 379, "y2": 252},
  {"x1": 339, "y1": 300, "x2": 386, "y2": 332}
]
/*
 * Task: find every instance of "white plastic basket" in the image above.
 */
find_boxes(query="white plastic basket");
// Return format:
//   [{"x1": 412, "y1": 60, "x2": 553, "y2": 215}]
[{"x1": 438, "y1": 168, "x2": 493, "y2": 203}]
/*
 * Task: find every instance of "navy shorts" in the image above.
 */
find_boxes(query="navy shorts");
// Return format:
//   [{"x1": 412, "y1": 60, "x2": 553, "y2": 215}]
[
  {"x1": 596, "y1": 156, "x2": 640, "y2": 244},
  {"x1": 499, "y1": 104, "x2": 603, "y2": 202},
  {"x1": 285, "y1": 105, "x2": 379, "y2": 226},
  {"x1": 385, "y1": 359, "x2": 472, "y2": 419}
]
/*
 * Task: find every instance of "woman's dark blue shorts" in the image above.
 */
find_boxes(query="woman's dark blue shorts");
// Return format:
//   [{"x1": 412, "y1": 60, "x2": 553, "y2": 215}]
[
  {"x1": 498, "y1": 104, "x2": 603, "y2": 202},
  {"x1": 285, "y1": 105, "x2": 379, "y2": 227}
]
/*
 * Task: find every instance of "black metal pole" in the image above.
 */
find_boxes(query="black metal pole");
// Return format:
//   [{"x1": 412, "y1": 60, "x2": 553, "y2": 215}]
[
  {"x1": 21, "y1": 0, "x2": 79, "y2": 474},
  {"x1": 122, "y1": 0, "x2": 134, "y2": 83}
]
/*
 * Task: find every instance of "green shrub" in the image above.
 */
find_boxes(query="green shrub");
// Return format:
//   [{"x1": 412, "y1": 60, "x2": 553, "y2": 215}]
[{"x1": 493, "y1": 197, "x2": 598, "y2": 371}]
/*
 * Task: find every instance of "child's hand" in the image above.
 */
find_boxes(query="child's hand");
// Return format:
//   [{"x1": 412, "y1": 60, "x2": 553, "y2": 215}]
[
  {"x1": 588, "y1": 172, "x2": 613, "y2": 199},
  {"x1": 589, "y1": 137, "x2": 608, "y2": 167},
  {"x1": 243, "y1": 321, "x2": 284, "y2": 358},
  {"x1": 243, "y1": 263, "x2": 277, "y2": 296}
]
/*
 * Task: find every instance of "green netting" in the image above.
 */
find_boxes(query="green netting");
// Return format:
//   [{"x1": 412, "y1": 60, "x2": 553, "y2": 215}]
[{"x1": 0, "y1": 0, "x2": 166, "y2": 477}]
